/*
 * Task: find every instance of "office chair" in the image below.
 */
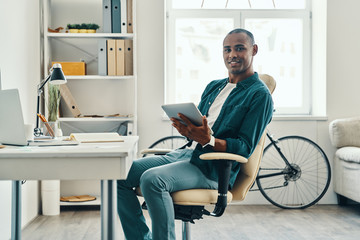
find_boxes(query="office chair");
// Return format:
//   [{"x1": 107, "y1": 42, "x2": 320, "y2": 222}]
[{"x1": 138, "y1": 74, "x2": 276, "y2": 240}]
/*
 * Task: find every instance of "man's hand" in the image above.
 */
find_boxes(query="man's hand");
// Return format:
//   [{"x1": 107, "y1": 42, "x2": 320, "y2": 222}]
[{"x1": 171, "y1": 113, "x2": 211, "y2": 146}]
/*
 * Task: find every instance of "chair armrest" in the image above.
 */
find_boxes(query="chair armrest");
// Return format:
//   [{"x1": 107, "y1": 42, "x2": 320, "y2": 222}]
[
  {"x1": 199, "y1": 152, "x2": 248, "y2": 217},
  {"x1": 140, "y1": 148, "x2": 172, "y2": 155},
  {"x1": 200, "y1": 152, "x2": 248, "y2": 163}
]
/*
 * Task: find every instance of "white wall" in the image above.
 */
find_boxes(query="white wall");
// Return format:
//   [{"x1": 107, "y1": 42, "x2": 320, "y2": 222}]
[
  {"x1": 0, "y1": 0, "x2": 40, "y2": 239},
  {"x1": 136, "y1": 0, "x2": 360, "y2": 205},
  {"x1": 1, "y1": 1, "x2": 360, "y2": 236}
]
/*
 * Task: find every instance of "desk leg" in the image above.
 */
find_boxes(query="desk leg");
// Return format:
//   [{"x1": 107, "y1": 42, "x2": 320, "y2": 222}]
[
  {"x1": 101, "y1": 180, "x2": 116, "y2": 240},
  {"x1": 11, "y1": 180, "x2": 22, "y2": 240}
]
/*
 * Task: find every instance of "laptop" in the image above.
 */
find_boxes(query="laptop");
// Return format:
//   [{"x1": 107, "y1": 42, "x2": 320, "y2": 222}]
[{"x1": 0, "y1": 89, "x2": 78, "y2": 146}]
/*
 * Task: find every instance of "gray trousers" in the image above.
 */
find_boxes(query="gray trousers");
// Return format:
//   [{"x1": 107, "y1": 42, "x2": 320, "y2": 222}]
[{"x1": 117, "y1": 149, "x2": 218, "y2": 240}]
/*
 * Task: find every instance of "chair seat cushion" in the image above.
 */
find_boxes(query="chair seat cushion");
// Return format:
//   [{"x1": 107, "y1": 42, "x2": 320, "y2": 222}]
[
  {"x1": 171, "y1": 189, "x2": 233, "y2": 206},
  {"x1": 336, "y1": 147, "x2": 360, "y2": 164}
]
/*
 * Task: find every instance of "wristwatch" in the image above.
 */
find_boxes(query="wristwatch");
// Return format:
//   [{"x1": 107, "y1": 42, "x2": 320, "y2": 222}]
[{"x1": 203, "y1": 135, "x2": 215, "y2": 148}]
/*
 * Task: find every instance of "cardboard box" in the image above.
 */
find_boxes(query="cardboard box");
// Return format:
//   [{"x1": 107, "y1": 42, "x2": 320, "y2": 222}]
[{"x1": 52, "y1": 62, "x2": 86, "y2": 75}]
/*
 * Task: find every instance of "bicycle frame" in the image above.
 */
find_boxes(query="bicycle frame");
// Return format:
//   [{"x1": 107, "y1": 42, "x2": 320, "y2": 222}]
[
  {"x1": 257, "y1": 132, "x2": 298, "y2": 179},
  {"x1": 250, "y1": 132, "x2": 299, "y2": 191}
]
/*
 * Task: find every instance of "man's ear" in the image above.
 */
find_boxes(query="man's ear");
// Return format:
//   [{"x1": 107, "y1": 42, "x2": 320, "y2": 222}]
[{"x1": 252, "y1": 44, "x2": 258, "y2": 56}]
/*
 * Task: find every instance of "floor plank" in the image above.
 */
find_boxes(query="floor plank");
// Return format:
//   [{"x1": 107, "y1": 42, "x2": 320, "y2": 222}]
[{"x1": 22, "y1": 204, "x2": 360, "y2": 240}]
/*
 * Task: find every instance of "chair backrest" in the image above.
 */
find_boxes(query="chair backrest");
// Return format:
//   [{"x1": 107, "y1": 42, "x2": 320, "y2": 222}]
[{"x1": 230, "y1": 74, "x2": 276, "y2": 201}]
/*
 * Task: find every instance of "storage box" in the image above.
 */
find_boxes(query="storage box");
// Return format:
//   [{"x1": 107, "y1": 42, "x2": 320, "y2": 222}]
[{"x1": 52, "y1": 62, "x2": 86, "y2": 75}]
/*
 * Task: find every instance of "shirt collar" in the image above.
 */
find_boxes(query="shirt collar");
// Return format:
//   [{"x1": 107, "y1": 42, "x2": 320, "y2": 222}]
[{"x1": 232, "y1": 72, "x2": 259, "y2": 89}]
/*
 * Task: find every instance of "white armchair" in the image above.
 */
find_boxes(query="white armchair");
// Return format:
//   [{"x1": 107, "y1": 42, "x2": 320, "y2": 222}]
[{"x1": 329, "y1": 117, "x2": 360, "y2": 204}]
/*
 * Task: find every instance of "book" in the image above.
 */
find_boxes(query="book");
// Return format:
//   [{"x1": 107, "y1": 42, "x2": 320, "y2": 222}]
[
  {"x1": 107, "y1": 39, "x2": 116, "y2": 76},
  {"x1": 116, "y1": 39, "x2": 125, "y2": 75},
  {"x1": 60, "y1": 195, "x2": 96, "y2": 202},
  {"x1": 68, "y1": 132, "x2": 124, "y2": 143},
  {"x1": 52, "y1": 62, "x2": 85, "y2": 76},
  {"x1": 124, "y1": 39, "x2": 133, "y2": 75}
]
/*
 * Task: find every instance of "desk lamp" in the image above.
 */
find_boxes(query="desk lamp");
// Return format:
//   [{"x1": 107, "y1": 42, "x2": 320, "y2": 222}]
[{"x1": 34, "y1": 63, "x2": 67, "y2": 137}]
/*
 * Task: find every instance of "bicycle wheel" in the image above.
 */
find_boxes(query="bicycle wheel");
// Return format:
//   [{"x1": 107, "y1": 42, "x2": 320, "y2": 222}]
[
  {"x1": 142, "y1": 136, "x2": 188, "y2": 157},
  {"x1": 256, "y1": 135, "x2": 331, "y2": 209}
]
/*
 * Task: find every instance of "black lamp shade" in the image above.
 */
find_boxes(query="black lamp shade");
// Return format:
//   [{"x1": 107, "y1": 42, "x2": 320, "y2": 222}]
[{"x1": 49, "y1": 63, "x2": 67, "y2": 85}]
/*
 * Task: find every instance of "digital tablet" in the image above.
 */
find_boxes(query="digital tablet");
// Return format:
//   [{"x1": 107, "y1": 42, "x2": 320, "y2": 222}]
[{"x1": 162, "y1": 102, "x2": 204, "y2": 126}]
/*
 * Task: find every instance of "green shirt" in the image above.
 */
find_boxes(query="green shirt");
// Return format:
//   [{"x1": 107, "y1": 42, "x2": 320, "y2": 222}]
[{"x1": 190, "y1": 72, "x2": 274, "y2": 188}]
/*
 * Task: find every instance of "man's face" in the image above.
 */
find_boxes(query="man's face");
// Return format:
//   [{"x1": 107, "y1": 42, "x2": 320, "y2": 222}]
[{"x1": 223, "y1": 32, "x2": 257, "y2": 75}]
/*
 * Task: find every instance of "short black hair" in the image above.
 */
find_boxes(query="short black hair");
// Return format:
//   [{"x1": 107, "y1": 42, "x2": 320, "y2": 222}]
[{"x1": 226, "y1": 28, "x2": 255, "y2": 45}]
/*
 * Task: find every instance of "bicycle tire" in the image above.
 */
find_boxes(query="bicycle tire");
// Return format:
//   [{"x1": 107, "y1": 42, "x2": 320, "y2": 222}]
[
  {"x1": 142, "y1": 136, "x2": 188, "y2": 157},
  {"x1": 256, "y1": 135, "x2": 331, "y2": 209}
]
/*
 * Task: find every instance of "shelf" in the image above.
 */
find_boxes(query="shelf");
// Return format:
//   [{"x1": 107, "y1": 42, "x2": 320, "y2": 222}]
[
  {"x1": 60, "y1": 195, "x2": 100, "y2": 206},
  {"x1": 47, "y1": 32, "x2": 134, "y2": 38},
  {"x1": 65, "y1": 75, "x2": 134, "y2": 80},
  {"x1": 59, "y1": 117, "x2": 134, "y2": 122}
]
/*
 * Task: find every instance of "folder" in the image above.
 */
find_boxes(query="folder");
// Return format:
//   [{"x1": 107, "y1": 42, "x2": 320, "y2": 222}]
[
  {"x1": 98, "y1": 39, "x2": 107, "y2": 76},
  {"x1": 121, "y1": 0, "x2": 127, "y2": 33},
  {"x1": 127, "y1": 122, "x2": 133, "y2": 136},
  {"x1": 59, "y1": 85, "x2": 81, "y2": 117},
  {"x1": 127, "y1": 0, "x2": 133, "y2": 33},
  {"x1": 107, "y1": 39, "x2": 116, "y2": 76},
  {"x1": 111, "y1": 0, "x2": 121, "y2": 33},
  {"x1": 103, "y1": 0, "x2": 112, "y2": 33},
  {"x1": 115, "y1": 39, "x2": 125, "y2": 76},
  {"x1": 124, "y1": 39, "x2": 133, "y2": 75}
]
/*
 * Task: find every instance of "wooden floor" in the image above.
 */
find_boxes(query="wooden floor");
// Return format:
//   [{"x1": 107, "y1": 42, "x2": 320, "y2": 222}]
[{"x1": 22, "y1": 204, "x2": 360, "y2": 240}]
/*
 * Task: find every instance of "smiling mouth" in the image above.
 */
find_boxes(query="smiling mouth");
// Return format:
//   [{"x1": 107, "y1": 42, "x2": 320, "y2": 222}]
[{"x1": 229, "y1": 60, "x2": 241, "y2": 67}]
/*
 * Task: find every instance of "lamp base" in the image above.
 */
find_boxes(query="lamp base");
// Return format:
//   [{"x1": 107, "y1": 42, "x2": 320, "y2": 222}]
[{"x1": 34, "y1": 127, "x2": 42, "y2": 137}]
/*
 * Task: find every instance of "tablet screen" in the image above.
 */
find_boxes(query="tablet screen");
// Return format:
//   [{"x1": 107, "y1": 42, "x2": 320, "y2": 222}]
[{"x1": 162, "y1": 102, "x2": 203, "y2": 126}]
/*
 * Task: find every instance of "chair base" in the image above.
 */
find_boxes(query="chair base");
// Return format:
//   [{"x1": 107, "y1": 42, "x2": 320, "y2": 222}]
[{"x1": 174, "y1": 204, "x2": 210, "y2": 223}]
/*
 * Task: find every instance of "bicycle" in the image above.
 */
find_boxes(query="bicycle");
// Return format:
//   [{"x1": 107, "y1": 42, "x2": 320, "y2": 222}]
[{"x1": 145, "y1": 131, "x2": 331, "y2": 209}]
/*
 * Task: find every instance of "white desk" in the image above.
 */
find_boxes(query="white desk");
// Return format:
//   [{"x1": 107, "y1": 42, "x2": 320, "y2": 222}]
[{"x1": 0, "y1": 136, "x2": 138, "y2": 240}]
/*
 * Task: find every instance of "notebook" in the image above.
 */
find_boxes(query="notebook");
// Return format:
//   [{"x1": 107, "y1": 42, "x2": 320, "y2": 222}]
[
  {"x1": 0, "y1": 89, "x2": 78, "y2": 146},
  {"x1": 68, "y1": 132, "x2": 123, "y2": 143}
]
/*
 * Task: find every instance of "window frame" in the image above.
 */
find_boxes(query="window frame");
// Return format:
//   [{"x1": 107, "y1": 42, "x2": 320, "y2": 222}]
[{"x1": 166, "y1": 0, "x2": 312, "y2": 115}]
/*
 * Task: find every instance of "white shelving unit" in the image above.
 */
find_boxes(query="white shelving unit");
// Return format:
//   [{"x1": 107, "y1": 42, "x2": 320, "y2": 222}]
[{"x1": 41, "y1": 0, "x2": 137, "y2": 206}]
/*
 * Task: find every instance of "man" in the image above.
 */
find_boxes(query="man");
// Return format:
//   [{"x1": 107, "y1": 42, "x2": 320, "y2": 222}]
[{"x1": 117, "y1": 28, "x2": 273, "y2": 240}]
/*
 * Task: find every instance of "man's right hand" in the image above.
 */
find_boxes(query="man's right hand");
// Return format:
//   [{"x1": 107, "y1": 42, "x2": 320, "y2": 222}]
[{"x1": 171, "y1": 114, "x2": 211, "y2": 146}]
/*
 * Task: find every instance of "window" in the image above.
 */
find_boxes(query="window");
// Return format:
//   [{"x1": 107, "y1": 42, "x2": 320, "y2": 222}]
[{"x1": 166, "y1": 0, "x2": 311, "y2": 115}]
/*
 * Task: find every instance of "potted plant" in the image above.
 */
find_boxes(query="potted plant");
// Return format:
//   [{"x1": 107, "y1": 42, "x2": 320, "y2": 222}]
[
  {"x1": 87, "y1": 23, "x2": 100, "y2": 33},
  {"x1": 48, "y1": 84, "x2": 62, "y2": 137},
  {"x1": 67, "y1": 24, "x2": 78, "y2": 33},
  {"x1": 79, "y1": 23, "x2": 88, "y2": 33}
]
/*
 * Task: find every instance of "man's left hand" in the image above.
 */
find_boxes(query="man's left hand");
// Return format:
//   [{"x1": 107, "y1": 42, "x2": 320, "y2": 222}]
[{"x1": 171, "y1": 113, "x2": 211, "y2": 146}]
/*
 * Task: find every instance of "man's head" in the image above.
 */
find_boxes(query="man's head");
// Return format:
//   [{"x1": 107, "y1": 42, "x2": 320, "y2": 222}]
[{"x1": 223, "y1": 28, "x2": 258, "y2": 79}]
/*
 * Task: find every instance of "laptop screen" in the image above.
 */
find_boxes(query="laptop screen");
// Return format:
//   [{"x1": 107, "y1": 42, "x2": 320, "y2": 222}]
[{"x1": 0, "y1": 89, "x2": 28, "y2": 145}]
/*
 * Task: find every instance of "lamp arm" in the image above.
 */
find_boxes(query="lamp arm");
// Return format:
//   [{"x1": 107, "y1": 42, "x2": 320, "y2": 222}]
[
  {"x1": 34, "y1": 73, "x2": 52, "y2": 137},
  {"x1": 38, "y1": 72, "x2": 52, "y2": 93}
]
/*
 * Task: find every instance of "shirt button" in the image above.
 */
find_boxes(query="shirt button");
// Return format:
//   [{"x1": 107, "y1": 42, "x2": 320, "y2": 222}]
[{"x1": 209, "y1": 102, "x2": 211, "y2": 105}]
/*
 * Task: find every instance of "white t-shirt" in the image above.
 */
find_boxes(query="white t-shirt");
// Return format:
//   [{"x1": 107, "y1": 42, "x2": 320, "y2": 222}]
[{"x1": 207, "y1": 82, "x2": 237, "y2": 128}]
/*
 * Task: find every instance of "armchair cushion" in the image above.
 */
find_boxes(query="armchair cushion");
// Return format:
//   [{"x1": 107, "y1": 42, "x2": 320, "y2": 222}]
[
  {"x1": 336, "y1": 147, "x2": 360, "y2": 164},
  {"x1": 329, "y1": 117, "x2": 360, "y2": 148}
]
